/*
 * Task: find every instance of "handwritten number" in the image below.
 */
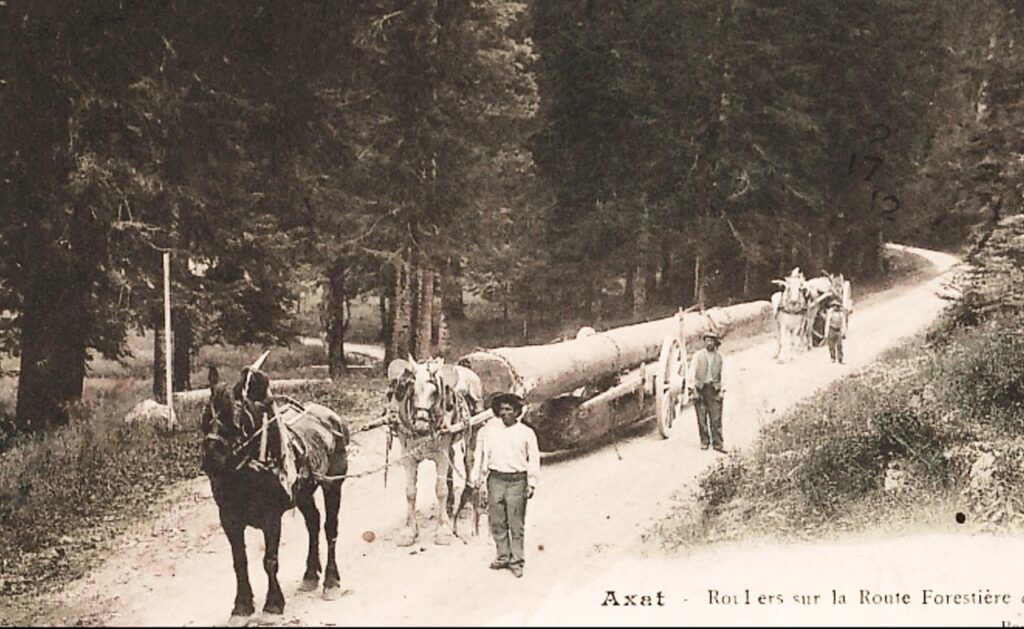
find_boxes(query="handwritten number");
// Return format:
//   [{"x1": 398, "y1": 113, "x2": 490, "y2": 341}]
[
  {"x1": 862, "y1": 155, "x2": 883, "y2": 182},
  {"x1": 880, "y1": 195, "x2": 900, "y2": 216},
  {"x1": 869, "y1": 123, "x2": 892, "y2": 143}
]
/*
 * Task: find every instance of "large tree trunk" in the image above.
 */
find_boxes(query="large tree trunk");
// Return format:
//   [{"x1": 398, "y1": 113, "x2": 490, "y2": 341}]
[
  {"x1": 442, "y1": 257, "x2": 465, "y2": 321},
  {"x1": 430, "y1": 272, "x2": 447, "y2": 356},
  {"x1": 171, "y1": 307, "x2": 192, "y2": 391},
  {"x1": 413, "y1": 264, "x2": 434, "y2": 359},
  {"x1": 633, "y1": 208, "x2": 650, "y2": 315},
  {"x1": 325, "y1": 256, "x2": 347, "y2": 378},
  {"x1": 693, "y1": 255, "x2": 705, "y2": 306},
  {"x1": 15, "y1": 282, "x2": 88, "y2": 432},
  {"x1": 385, "y1": 259, "x2": 413, "y2": 364},
  {"x1": 379, "y1": 292, "x2": 390, "y2": 344},
  {"x1": 152, "y1": 321, "x2": 166, "y2": 403},
  {"x1": 459, "y1": 300, "x2": 770, "y2": 404}
]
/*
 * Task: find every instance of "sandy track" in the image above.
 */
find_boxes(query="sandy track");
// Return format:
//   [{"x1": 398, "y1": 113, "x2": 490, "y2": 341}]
[{"x1": 37, "y1": 246, "x2": 959, "y2": 627}]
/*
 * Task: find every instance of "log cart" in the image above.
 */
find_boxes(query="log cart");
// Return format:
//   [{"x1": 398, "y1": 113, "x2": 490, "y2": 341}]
[
  {"x1": 809, "y1": 279, "x2": 853, "y2": 347},
  {"x1": 458, "y1": 301, "x2": 771, "y2": 452},
  {"x1": 237, "y1": 300, "x2": 772, "y2": 487}
]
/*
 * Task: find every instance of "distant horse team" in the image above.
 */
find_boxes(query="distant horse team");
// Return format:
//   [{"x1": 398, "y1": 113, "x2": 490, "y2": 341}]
[{"x1": 770, "y1": 268, "x2": 852, "y2": 362}]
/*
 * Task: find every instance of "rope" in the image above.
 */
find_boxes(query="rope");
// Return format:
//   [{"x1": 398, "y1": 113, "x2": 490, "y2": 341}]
[
  {"x1": 311, "y1": 405, "x2": 489, "y2": 484},
  {"x1": 310, "y1": 439, "x2": 438, "y2": 482}
]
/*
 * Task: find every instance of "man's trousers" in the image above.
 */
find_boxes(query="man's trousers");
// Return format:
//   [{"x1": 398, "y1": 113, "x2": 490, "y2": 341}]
[
  {"x1": 693, "y1": 384, "x2": 724, "y2": 448},
  {"x1": 487, "y1": 470, "x2": 528, "y2": 567}
]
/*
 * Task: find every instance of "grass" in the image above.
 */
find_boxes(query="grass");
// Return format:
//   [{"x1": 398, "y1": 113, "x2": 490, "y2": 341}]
[{"x1": 647, "y1": 333, "x2": 956, "y2": 551}]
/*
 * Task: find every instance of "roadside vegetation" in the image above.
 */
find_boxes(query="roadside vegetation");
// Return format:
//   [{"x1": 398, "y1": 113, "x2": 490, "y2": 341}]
[
  {"x1": 651, "y1": 216, "x2": 1024, "y2": 550},
  {"x1": 0, "y1": 353, "x2": 387, "y2": 601}
]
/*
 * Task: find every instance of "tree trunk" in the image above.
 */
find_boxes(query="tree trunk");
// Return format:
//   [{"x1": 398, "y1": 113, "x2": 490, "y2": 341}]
[
  {"x1": 624, "y1": 267, "x2": 635, "y2": 313},
  {"x1": 633, "y1": 208, "x2": 650, "y2": 314},
  {"x1": 386, "y1": 259, "x2": 413, "y2": 364},
  {"x1": 742, "y1": 258, "x2": 752, "y2": 296},
  {"x1": 430, "y1": 272, "x2": 447, "y2": 356},
  {"x1": 499, "y1": 278, "x2": 510, "y2": 338},
  {"x1": 379, "y1": 292, "x2": 390, "y2": 344},
  {"x1": 693, "y1": 255, "x2": 705, "y2": 306},
  {"x1": 15, "y1": 284, "x2": 88, "y2": 432},
  {"x1": 152, "y1": 321, "x2": 166, "y2": 403},
  {"x1": 171, "y1": 307, "x2": 192, "y2": 391},
  {"x1": 412, "y1": 264, "x2": 434, "y2": 359},
  {"x1": 442, "y1": 257, "x2": 465, "y2": 321},
  {"x1": 325, "y1": 256, "x2": 347, "y2": 378}
]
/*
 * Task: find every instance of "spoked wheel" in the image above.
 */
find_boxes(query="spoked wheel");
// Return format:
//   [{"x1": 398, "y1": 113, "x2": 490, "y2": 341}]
[{"x1": 655, "y1": 335, "x2": 688, "y2": 439}]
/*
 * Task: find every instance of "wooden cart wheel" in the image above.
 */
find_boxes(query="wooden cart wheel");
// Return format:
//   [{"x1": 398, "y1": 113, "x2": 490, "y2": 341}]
[{"x1": 655, "y1": 335, "x2": 687, "y2": 439}]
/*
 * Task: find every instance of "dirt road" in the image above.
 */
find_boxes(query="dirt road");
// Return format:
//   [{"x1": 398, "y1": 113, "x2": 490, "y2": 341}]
[{"x1": 37, "y1": 246, "x2": 960, "y2": 627}]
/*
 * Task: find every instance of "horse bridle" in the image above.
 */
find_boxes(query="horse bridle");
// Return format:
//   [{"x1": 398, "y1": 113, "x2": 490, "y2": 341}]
[
  {"x1": 202, "y1": 399, "x2": 261, "y2": 469},
  {"x1": 396, "y1": 372, "x2": 451, "y2": 437}
]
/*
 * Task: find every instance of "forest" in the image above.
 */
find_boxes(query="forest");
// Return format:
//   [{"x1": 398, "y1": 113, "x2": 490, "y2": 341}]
[{"x1": 2, "y1": 0, "x2": 1021, "y2": 433}]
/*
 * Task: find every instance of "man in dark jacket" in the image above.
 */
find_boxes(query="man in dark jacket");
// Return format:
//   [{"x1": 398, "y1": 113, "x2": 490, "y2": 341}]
[{"x1": 687, "y1": 331, "x2": 727, "y2": 453}]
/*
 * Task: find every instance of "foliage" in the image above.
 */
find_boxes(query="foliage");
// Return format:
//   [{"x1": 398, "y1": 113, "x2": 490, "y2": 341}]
[
  {"x1": 3, "y1": 0, "x2": 1021, "y2": 431},
  {"x1": 528, "y1": 0, "x2": 951, "y2": 315}
]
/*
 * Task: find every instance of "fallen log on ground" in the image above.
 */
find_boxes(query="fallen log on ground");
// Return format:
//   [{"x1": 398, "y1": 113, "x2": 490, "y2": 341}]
[
  {"x1": 458, "y1": 301, "x2": 770, "y2": 405},
  {"x1": 173, "y1": 378, "x2": 332, "y2": 404}
]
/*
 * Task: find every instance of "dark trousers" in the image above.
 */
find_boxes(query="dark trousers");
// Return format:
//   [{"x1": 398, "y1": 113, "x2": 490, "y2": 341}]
[
  {"x1": 694, "y1": 384, "x2": 723, "y2": 448},
  {"x1": 487, "y1": 471, "x2": 528, "y2": 567},
  {"x1": 827, "y1": 330, "x2": 843, "y2": 362}
]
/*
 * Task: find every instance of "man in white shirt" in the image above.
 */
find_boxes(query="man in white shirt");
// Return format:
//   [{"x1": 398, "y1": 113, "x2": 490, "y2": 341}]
[
  {"x1": 687, "y1": 330, "x2": 727, "y2": 453},
  {"x1": 470, "y1": 392, "x2": 539, "y2": 578}
]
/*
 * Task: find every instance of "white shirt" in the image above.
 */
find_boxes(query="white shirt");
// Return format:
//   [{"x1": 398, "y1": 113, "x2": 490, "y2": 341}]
[{"x1": 470, "y1": 417, "x2": 540, "y2": 489}]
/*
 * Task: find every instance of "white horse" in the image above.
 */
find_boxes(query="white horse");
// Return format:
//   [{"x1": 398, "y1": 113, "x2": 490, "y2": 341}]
[
  {"x1": 771, "y1": 273, "x2": 811, "y2": 362},
  {"x1": 386, "y1": 356, "x2": 482, "y2": 546}
]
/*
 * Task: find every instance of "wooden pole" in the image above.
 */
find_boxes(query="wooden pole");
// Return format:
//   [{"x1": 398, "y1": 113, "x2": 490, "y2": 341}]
[{"x1": 163, "y1": 251, "x2": 176, "y2": 431}]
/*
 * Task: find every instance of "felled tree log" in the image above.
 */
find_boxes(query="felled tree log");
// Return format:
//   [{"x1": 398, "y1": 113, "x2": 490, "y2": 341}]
[
  {"x1": 532, "y1": 364, "x2": 653, "y2": 451},
  {"x1": 458, "y1": 300, "x2": 770, "y2": 404}
]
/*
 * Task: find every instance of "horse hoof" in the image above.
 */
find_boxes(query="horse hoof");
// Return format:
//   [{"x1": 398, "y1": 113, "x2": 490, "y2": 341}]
[
  {"x1": 298, "y1": 578, "x2": 319, "y2": 592},
  {"x1": 322, "y1": 585, "x2": 343, "y2": 601},
  {"x1": 434, "y1": 532, "x2": 453, "y2": 546},
  {"x1": 396, "y1": 532, "x2": 417, "y2": 547},
  {"x1": 263, "y1": 603, "x2": 284, "y2": 616},
  {"x1": 227, "y1": 614, "x2": 252, "y2": 627}
]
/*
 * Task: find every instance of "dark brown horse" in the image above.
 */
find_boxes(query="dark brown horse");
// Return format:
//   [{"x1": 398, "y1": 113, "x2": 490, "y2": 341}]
[{"x1": 200, "y1": 364, "x2": 349, "y2": 623}]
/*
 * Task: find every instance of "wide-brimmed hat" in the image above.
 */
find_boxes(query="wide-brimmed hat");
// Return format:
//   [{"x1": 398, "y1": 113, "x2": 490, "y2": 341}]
[
  {"x1": 490, "y1": 392, "x2": 525, "y2": 415},
  {"x1": 702, "y1": 330, "x2": 721, "y2": 341}
]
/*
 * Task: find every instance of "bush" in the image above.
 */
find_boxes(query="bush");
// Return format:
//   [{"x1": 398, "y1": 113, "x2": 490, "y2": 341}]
[
  {"x1": 872, "y1": 407, "x2": 948, "y2": 484},
  {"x1": 698, "y1": 458, "x2": 745, "y2": 513},
  {"x1": 796, "y1": 434, "x2": 885, "y2": 512},
  {"x1": 928, "y1": 316, "x2": 1024, "y2": 434}
]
